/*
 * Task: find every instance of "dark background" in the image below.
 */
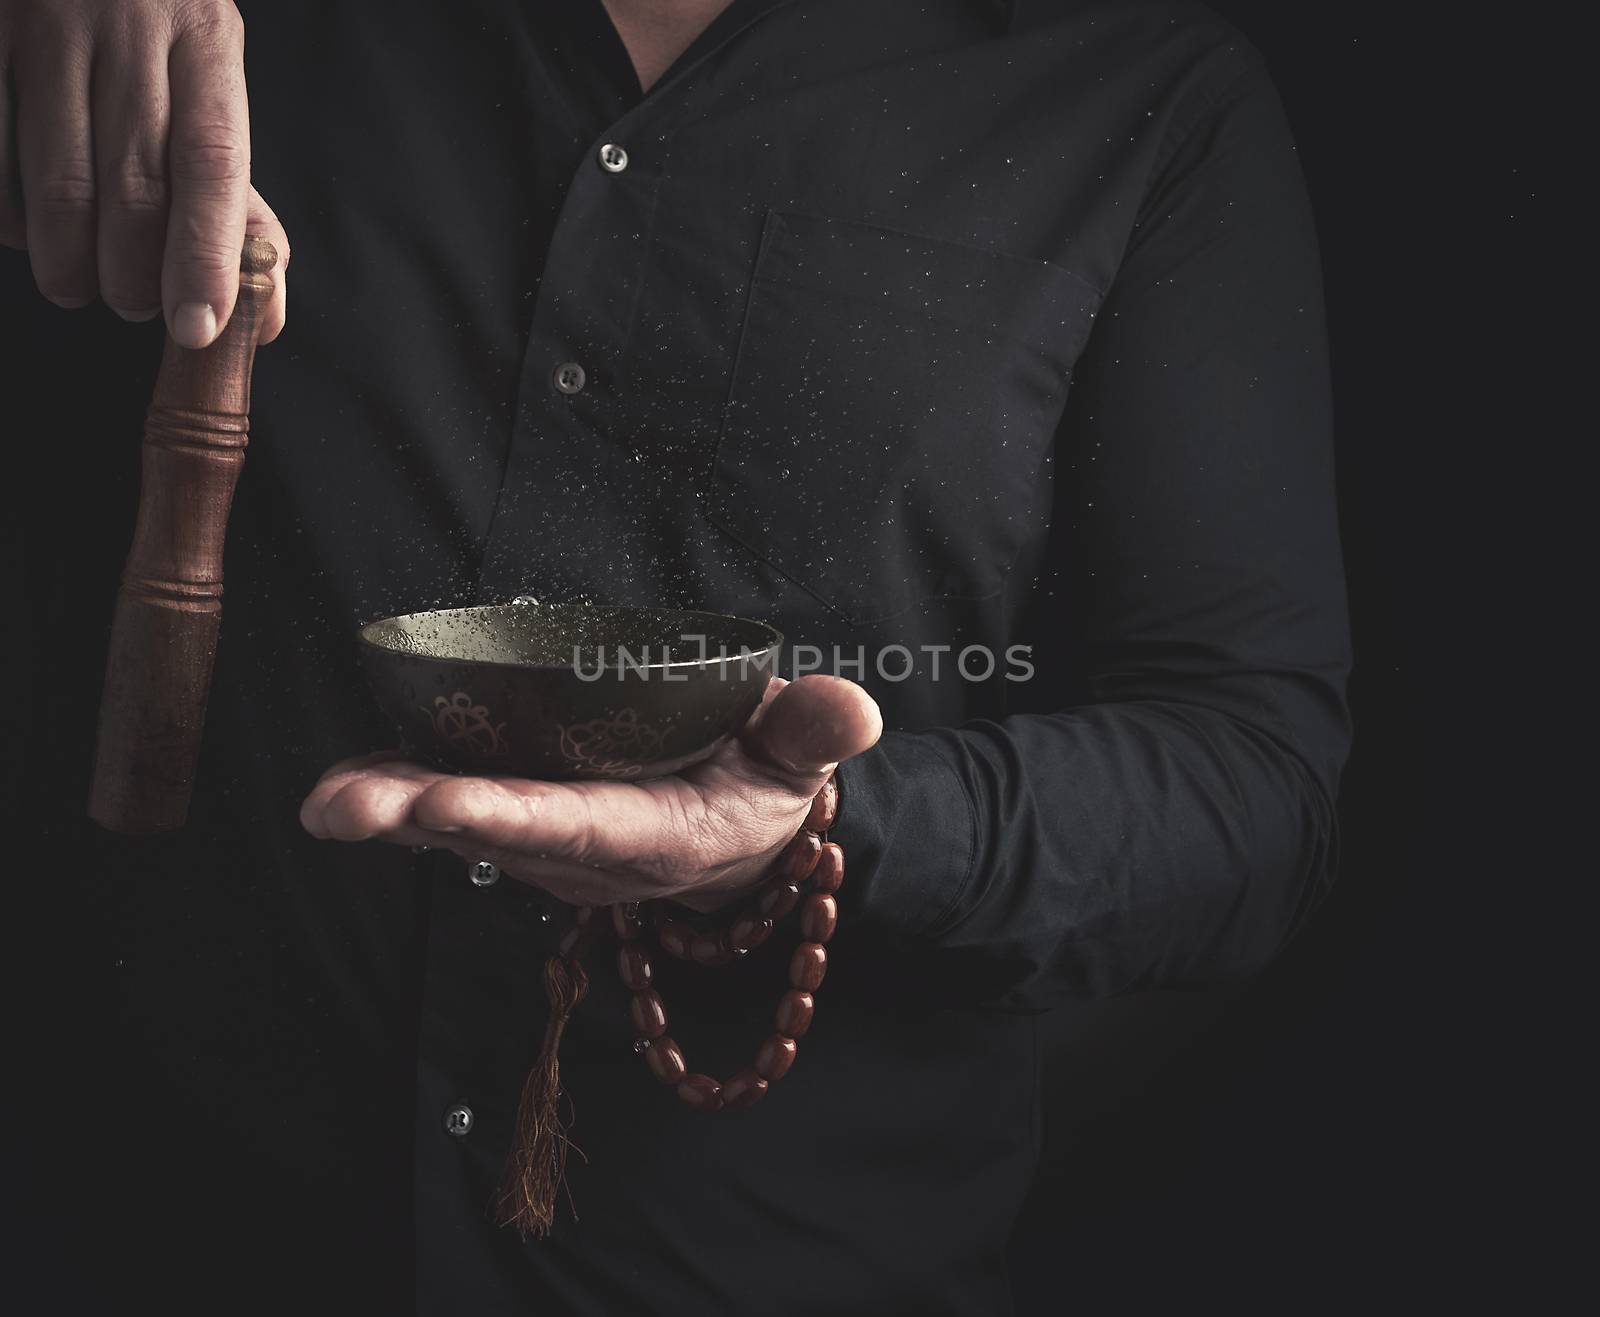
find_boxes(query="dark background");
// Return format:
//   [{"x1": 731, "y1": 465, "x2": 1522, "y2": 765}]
[
  {"x1": 1010, "y1": 5, "x2": 1538, "y2": 1310},
  {"x1": 4, "y1": 3, "x2": 1535, "y2": 1311}
]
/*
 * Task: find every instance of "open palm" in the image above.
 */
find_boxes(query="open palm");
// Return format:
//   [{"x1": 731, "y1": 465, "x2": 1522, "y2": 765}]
[{"x1": 300, "y1": 675, "x2": 881, "y2": 911}]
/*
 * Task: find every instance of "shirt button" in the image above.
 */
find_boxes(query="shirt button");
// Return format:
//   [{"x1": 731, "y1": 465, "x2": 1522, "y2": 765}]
[
  {"x1": 552, "y1": 361, "x2": 587, "y2": 395},
  {"x1": 469, "y1": 860, "x2": 500, "y2": 887},
  {"x1": 443, "y1": 1105, "x2": 474, "y2": 1137},
  {"x1": 598, "y1": 142, "x2": 629, "y2": 173}
]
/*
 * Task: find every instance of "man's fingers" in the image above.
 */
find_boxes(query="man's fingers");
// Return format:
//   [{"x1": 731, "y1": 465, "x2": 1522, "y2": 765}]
[
  {"x1": 245, "y1": 186, "x2": 289, "y2": 342},
  {"x1": 409, "y1": 777, "x2": 592, "y2": 853},
  {"x1": 8, "y1": 3, "x2": 258, "y2": 323},
  {"x1": 317, "y1": 775, "x2": 432, "y2": 843},
  {"x1": 299, "y1": 753, "x2": 443, "y2": 837},
  {"x1": 163, "y1": 6, "x2": 249, "y2": 348},
  {"x1": 743, "y1": 674, "x2": 883, "y2": 783},
  {"x1": 15, "y1": 16, "x2": 96, "y2": 305},
  {"x1": 94, "y1": 33, "x2": 170, "y2": 319},
  {"x1": 408, "y1": 776, "x2": 668, "y2": 867},
  {"x1": 300, "y1": 766, "x2": 648, "y2": 902}
]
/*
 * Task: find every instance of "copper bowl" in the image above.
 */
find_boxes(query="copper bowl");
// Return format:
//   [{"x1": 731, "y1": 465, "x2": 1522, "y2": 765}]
[{"x1": 358, "y1": 603, "x2": 782, "y2": 780}]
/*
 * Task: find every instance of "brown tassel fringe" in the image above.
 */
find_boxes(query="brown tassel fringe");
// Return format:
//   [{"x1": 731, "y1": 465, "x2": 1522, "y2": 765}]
[{"x1": 492, "y1": 950, "x2": 590, "y2": 1238}]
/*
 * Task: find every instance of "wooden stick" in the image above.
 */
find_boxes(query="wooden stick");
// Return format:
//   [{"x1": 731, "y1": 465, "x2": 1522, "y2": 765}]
[{"x1": 88, "y1": 237, "x2": 278, "y2": 833}]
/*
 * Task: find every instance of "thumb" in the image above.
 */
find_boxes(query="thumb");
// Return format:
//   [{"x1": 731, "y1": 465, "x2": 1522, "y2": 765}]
[
  {"x1": 246, "y1": 187, "x2": 290, "y2": 343},
  {"x1": 743, "y1": 674, "x2": 882, "y2": 783}
]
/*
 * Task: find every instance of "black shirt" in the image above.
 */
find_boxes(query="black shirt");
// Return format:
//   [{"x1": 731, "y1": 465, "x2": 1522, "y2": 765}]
[{"x1": 12, "y1": 1, "x2": 1349, "y2": 1312}]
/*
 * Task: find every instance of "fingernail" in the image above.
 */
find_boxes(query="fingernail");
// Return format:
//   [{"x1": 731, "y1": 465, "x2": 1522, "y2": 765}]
[
  {"x1": 422, "y1": 823, "x2": 465, "y2": 835},
  {"x1": 114, "y1": 306, "x2": 162, "y2": 323},
  {"x1": 173, "y1": 301, "x2": 218, "y2": 348},
  {"x1": 49, "y1": 295, "x2": 94, "y2": 310}
]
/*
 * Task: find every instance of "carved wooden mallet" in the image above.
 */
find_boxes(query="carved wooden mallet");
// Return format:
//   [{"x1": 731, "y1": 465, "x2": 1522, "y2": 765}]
[{"x1": 89, "y1": 236, "x2": 278, "y2": 833}]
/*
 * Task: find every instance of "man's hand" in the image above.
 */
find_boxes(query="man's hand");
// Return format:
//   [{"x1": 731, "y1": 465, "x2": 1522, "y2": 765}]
[
  {"x1": 0, "y1": 0, "x2": 287, "y2": 343},
  {"x1": 300, "y1": 676, "x2": 883, "y2": 912}
]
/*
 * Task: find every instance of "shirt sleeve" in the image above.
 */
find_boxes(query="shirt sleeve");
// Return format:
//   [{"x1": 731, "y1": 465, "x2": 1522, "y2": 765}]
[{"x1": 832, "y1": 54, "x2": 1352, "y2": 1010}]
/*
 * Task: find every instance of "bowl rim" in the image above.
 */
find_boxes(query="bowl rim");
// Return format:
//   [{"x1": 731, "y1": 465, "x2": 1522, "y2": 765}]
[{"x1": 356, "y1": 602, "x2": 784, "y2": 673}]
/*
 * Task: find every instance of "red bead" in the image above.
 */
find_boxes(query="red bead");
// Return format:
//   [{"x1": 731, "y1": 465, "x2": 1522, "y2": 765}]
[
  {"x1": 644, "y1": 1035, "x2": 686, "y2": 1084},
  {"x1": 805, "y1": 778, "x2": 839, "y2": 832},
  {"x1": 618, "y1": 943, "x2": 653, "y2": 990},
  {"x1": 676, "y1": 1073, "x2": 724, "y2": 1111},
  {"x1": 558, "y1": 926, "x2": 591, "y2": 959},
  {"x1": 758, "y1": 881, "x2": 801, "y2": 920},
  {"x1": 800, "y1": 892, "x2": 837, "y2": 943},
  {"x1": 728, "y1": 915, "x2": 774, "y2": 953},
  {"x1": 789, "y1": 942, "x2": 826, "y2": 991},
  {"x1": 720, "y1": 1069, "x2": 770, "y2": 1109},
  {"x1": 754, "y1": 1034, "x2": 797, "y2": 1082},
  {"x1": 781, "y1": 831, "x2": 822, "y2": 882},
  {"x1": 812, "y1": 843, "x2": 844, "y2": 893},
  {"x1": 775, "y1": 990, "x2": 814, "y2": 1039},
  {"x1": 628, "y1": 988, "x2": 667, "y2": 1038},
  {"x1": 611, "y1": 903, "x2": 643, "y2": 940},
  {"x1": 691, "y1": 932, "x2": 730, "y2": 966},
  {"x1": 658, "y1": 920, "x2": 694, "y2": 959}
]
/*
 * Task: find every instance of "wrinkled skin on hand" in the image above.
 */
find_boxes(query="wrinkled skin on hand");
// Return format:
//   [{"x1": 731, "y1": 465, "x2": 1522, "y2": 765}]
[
  {"x1": 301, "y1": 675, "x2": 883, "y2": 913},
  {"x1": 1, "y1": 0, "x2": 287, "y2": 342}
]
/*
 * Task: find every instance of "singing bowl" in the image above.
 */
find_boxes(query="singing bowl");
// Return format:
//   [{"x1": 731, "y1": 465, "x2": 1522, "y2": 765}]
[{"x1": 357, "y1": 603, "x2": 783, "y2": 780}]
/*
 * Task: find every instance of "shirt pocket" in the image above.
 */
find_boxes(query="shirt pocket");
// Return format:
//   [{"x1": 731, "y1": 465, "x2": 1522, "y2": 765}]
[{"x1": 705, "y1": 209, "x2": 1101, "y2": 626}]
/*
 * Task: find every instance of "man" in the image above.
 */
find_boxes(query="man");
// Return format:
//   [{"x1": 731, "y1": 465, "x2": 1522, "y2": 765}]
[{"x1": 6, "y1": 0, "x2": 1350, "y2": 1312}]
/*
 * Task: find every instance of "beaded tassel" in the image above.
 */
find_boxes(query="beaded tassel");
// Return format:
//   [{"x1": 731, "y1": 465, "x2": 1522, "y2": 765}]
[
  {"x1": 493, "y1": 774, "x2": 838, "y2": 1235},
  {"x1": 493, "y1": 949, "x2": 590, "y2": 1238}
]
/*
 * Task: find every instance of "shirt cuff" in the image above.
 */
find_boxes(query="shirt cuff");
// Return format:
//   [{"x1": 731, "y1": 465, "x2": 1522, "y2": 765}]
[{"x1": 831, "y1": 730, "x2": 974, "y2": 941}]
